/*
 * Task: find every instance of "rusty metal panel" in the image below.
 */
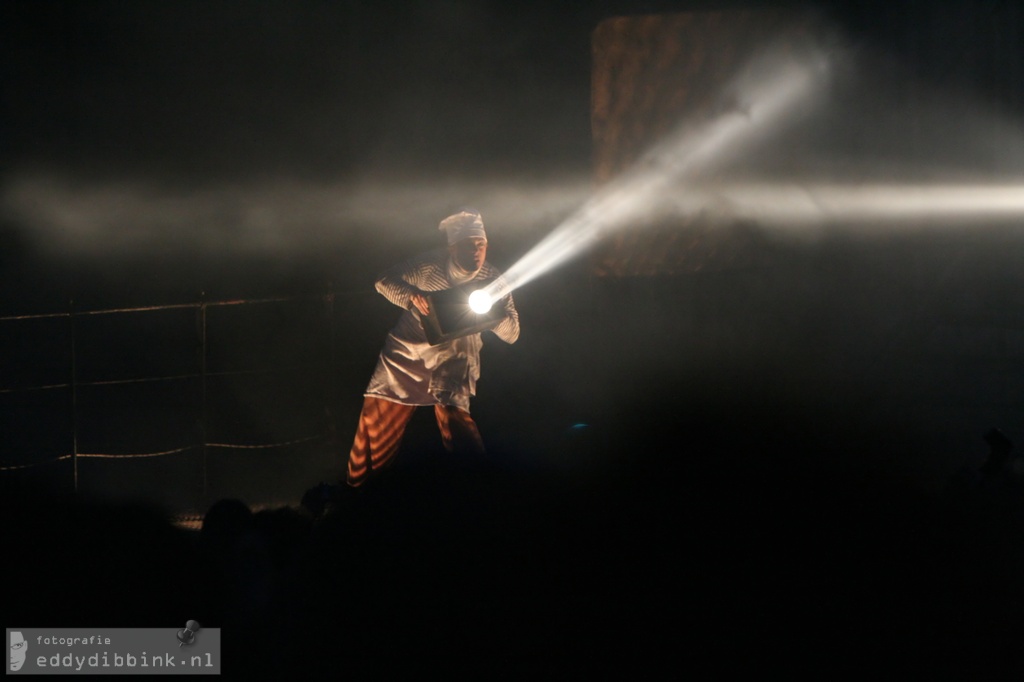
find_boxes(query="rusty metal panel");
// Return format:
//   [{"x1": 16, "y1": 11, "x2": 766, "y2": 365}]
[{"x1": 590, "y1": 10, "x2": 811, "y2": 276}]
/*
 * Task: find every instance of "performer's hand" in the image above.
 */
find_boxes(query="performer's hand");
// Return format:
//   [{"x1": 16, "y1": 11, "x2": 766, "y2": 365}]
[{"x1": 410, "y1": 292, "x2": 430, "y2": 315}]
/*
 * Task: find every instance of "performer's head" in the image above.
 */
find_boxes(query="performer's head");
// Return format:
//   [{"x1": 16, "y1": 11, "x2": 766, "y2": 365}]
[{"x1": 440, "y1": 209, "x2": 488, "y2": 273}]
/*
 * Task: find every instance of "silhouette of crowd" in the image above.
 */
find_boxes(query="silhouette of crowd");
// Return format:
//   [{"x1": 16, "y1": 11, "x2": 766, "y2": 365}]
[{"x1": 6, "y1": 403, "x2": 1024, "y2": 676}]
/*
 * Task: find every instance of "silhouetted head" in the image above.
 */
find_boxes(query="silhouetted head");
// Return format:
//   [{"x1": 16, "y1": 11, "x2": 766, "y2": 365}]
[
  {"x1": 981, "y1": 427, "x2": 1013, "y2": 476},
  {"x1": 201, "y1": 498, "x2": 253, "y2": 547}
]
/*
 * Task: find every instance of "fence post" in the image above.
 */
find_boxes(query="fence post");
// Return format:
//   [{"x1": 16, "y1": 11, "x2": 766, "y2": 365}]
[
  {"x1": 69, "y1": 299, "x2": 79, "y2": 494},
  {"x1": 325, "y1": 282, "x2": 337, "y2": 449},
  {"x1": 199, "y1": 291, "x2": 208, "y2": 504}
]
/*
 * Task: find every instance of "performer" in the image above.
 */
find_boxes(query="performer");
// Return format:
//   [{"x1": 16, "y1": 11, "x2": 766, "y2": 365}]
[{"x1": 346, "y1": 208, "x2": 520, "y2": 487}]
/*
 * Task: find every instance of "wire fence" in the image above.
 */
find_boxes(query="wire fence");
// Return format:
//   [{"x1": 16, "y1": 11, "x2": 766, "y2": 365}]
[{"x1": 0, "y1": 287, "x2": 374, "y2": 503}]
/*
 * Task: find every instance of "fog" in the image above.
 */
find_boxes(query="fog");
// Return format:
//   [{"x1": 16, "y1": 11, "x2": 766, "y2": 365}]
[
  {"x1": 3, "y1": 0, "x2": 1024, "y2": 511},
  {"x1": 6, "y1": 2, "x2": 1024, "y2": 674}
]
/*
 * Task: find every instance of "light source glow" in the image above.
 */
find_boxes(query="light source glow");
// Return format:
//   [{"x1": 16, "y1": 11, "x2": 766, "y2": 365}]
[{"x1": 468, "y1": 290, "x2": 493, "y2": 314}]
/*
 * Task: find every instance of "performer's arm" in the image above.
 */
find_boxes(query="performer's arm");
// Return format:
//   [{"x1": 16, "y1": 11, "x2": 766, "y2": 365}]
[
  {"x1": 491, "y1": 291, "x2": 520, "y2": 344},
  {"x1": 375, "y1": 257, "x2": 430, "y2": 313}
]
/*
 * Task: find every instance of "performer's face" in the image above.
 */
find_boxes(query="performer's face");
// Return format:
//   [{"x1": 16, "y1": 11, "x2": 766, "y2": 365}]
[{"x1": 450, "y1": 237, "x2": 487, "y2": 273}]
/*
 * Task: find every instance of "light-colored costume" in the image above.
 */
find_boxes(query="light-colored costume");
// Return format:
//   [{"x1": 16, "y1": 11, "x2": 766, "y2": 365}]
[{"x1": 346, "y1": 210, "x2": 519, "y2": 486}]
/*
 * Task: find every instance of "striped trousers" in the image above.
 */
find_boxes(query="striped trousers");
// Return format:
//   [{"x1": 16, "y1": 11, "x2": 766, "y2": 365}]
[{"x1": 346, "y1": 396, "x2": 486, "y2": 487}]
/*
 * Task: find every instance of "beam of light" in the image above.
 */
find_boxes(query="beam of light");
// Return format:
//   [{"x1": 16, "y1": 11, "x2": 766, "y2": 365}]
[
  {"x1": 733, "y1": 183, "x2": 1024, "y2": 222},
  {"x1": 480, "y1": 45, "x2": 833, "y2": 302},
  {"x1": 656, "y1": 182, "x2": 1024, "y2": 230},
  {"x1": 0, "y1": 174, "x2": 592, "y2": 257}
]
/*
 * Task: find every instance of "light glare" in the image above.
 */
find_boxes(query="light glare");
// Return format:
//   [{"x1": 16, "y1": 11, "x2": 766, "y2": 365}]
[{"x1": 468, "y1": 290, "x2": 493, "y2": 314}]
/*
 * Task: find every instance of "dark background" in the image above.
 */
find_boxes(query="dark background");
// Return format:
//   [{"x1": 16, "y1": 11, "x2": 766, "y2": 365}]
[
  {"x1": 4, "y1": 1, "x2": 1024, "y2": 673},
  {"x1": 3, "y1": 0, "x2": 1024, "y2": 504}
]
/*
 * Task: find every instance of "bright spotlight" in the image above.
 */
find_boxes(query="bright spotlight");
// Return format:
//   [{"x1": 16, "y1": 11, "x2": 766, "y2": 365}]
[
  {"x1": 490, "y1": 43, "x2": 833, "y2": 301},
  {"x1": 468, "y1": 289, "x2": 493, "y2": 314}
]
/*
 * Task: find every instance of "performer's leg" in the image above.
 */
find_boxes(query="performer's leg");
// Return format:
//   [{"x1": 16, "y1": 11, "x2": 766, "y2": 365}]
[
  {"x1": 347, "y1": 396, "x2": 416, "y2": 487},
  {"x1": 434, "y1": 404, "x2": 486, "y2": 455}
]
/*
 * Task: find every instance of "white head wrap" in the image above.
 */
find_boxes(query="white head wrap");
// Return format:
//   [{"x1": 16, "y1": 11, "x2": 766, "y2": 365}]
[{"x1": 439, "y1": 209, "x2": 486, "y2": 245}]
